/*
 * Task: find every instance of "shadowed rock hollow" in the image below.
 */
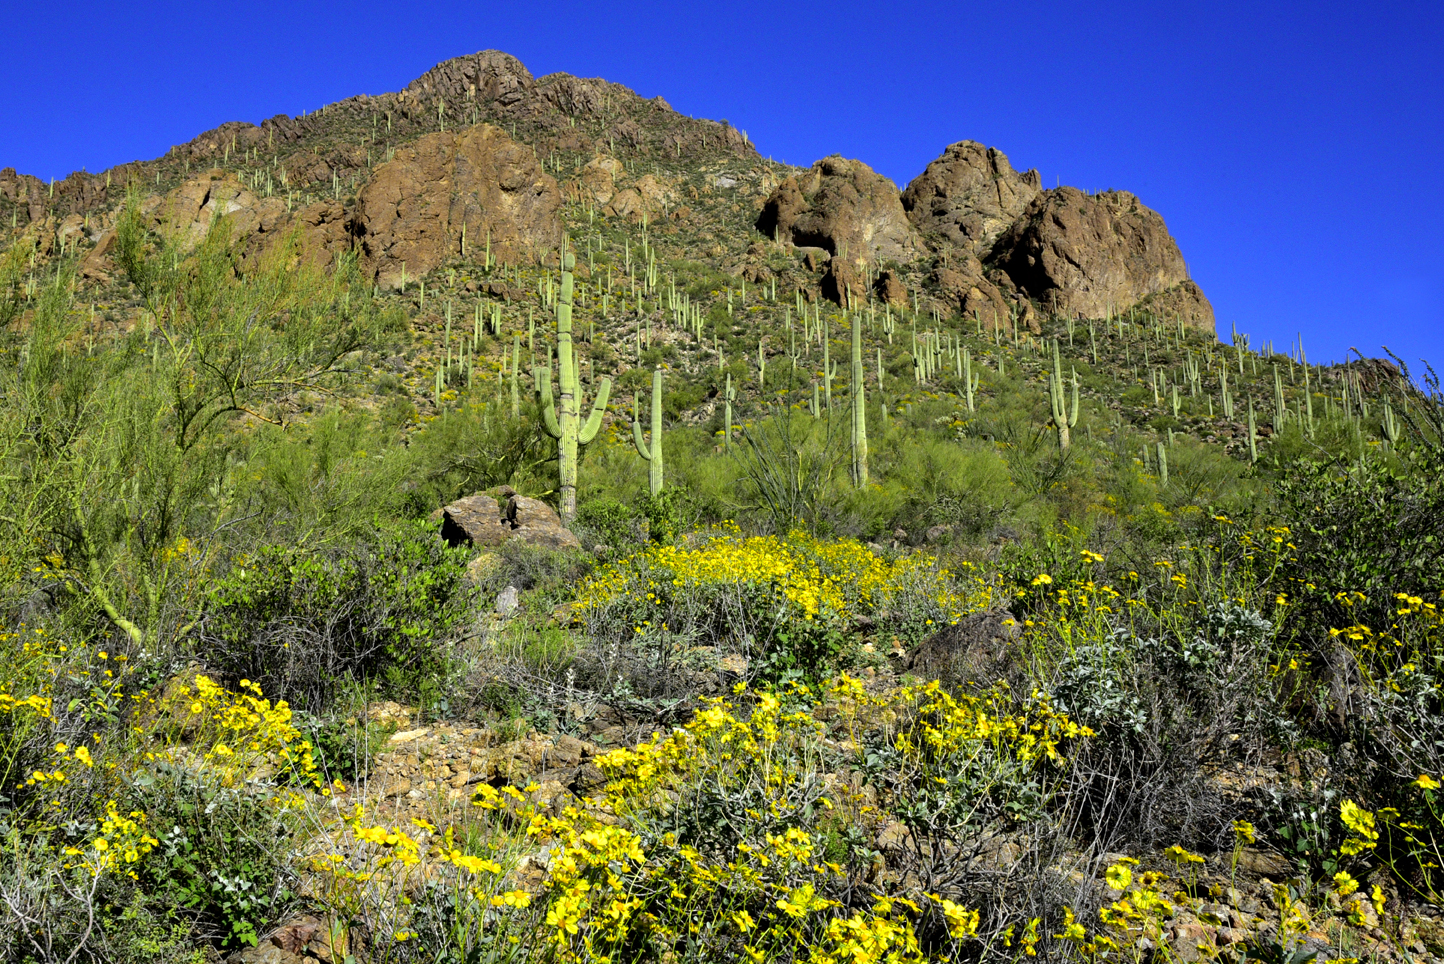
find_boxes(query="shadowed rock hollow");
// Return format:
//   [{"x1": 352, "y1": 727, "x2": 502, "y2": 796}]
[{"x1": 756, "y1": 155, "x2": 920, "y2": 264}]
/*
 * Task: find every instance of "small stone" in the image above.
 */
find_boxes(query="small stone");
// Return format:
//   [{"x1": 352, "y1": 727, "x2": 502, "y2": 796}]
[{"x1": 495, "y1": 585, "x2": 520, "y2": 616}]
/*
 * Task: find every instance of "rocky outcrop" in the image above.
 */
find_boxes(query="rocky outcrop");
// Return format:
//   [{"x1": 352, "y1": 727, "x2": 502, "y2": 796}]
[
  {"x1": 901, "y1": 141, "x2": 1040, "y2": 254},
  {"x1": 351, "y1": 125, "x2": 561, "y2": 288},
  {"x1": 932, "y1": 254, "x2": 1019, "y2": 333},
  {"x1": 440, "y1": 490, "x2": 580, "y2": 551},
  {"x1": 756, "y1": 156, "x2": 919, "y2": 263},
  {"x1": 150, "y1": 171, "x2": 286, "y2": 249},
  {"x1": 83, "y1": 170, "x2": 350, "y2": 276},
  {"x1": 988, "y1": 186, "x2": 1213, "y2": 332},
  {"x1": 1132, "y1": 279, "x2": 1216, "y2": 332},
  {"x1": 874, "y1": 269, "x2": 909, "y2": 307},
  {"x1": 821, "y1": 256, "x2": 864, "y2": 308}
]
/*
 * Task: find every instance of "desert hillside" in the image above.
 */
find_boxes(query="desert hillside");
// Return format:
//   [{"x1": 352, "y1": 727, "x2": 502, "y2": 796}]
[{"x1": 1, "y1": 49, "x2": 1442, "y2": 964}]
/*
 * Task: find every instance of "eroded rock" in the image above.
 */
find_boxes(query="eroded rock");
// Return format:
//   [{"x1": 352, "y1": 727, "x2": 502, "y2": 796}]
[
  {"x1": 901, "y1": 140, "x2": 1041, "y2": 254},
  {"x1": 756, "y1": 155, "x2": 920, "y2": 263},
  {"x1": 352, "y1": 125, "x2": 561, "y2": 288},
  {"x1": 988, "y1": 186, "x2": 1213, "y2": 332}
]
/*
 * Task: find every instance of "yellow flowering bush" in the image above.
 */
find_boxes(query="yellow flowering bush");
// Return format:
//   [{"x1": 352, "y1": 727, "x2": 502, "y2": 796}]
[
  {"x1": 293, "y1": 674, "x2": 1090, "y2": 962},
  {"x1": 578, "y1": 525, "x2": 992, "y2": 675}
]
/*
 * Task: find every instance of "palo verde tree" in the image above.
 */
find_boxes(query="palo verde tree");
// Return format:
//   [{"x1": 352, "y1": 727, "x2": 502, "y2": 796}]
[{"x1": 0, "y1": 199, "x2": 390, "y2": 649}]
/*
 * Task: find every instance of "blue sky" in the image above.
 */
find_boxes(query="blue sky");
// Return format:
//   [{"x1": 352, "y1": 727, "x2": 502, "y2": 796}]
[{"x1": 3, "y1": 0, "x2": 1440, "y2": 372}]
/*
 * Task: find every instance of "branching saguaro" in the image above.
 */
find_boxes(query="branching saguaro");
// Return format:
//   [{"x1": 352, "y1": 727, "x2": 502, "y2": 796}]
[
  {"x1": 632, "y1": 367, "x2": 665, "y2": 497},
  {"x1": 1048, "y1": 338, "x2": 1079, "y2": 450},
  {"x1": 535, "y1": 241, "x2": 611, "y2": 527}
]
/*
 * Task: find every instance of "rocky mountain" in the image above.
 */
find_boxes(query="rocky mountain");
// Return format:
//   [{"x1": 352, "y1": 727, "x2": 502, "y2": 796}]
[{"x1": 1, "y1": 49, "x2": 1212, "y2": 335}]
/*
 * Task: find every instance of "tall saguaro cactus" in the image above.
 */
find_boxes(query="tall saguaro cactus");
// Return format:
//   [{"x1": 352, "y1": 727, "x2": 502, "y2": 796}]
[
  {"x1": 632, "y1": 367, "x2": 665, "y2": 496},
  {"x1": 850, "y1": 311, "x2": 869, "y2": 486},
  {"x1": 1048, "y1": 339, "x2": 1079, "y2": 449},
  {"x1": 963, "y1": 348, "x2": 980, "y2": 413},
  {"x1": 535, "y1": 243, "x2": 612, "y2": 527},
  {"x1": 723, "y1": 372, "x2": 735, "y2": 450}
]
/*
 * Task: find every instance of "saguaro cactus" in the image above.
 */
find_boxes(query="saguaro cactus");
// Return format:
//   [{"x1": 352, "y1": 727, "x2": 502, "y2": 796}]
[
  {"x1": 850, "y1": 311, "x2": 868, "y2": 486},
  {"x1": 963, "y1": 348, "x2": 980, "y2": 413},
  {"x1": 510, "y1": 334, "x2": 522, "y2": 418},
  {"x1": 632, "y1": 367, "x2": 665, "y2": 496},
  {"x1": 723, "y1": 372, "x2": 736, "y2": 450},
  {"x1": 1048, "y1": 339, "x2": 1079, "y2": 449},
  {"x1": 535, "y1": 243, "x2": 612, "y2": 527},
  {"x1": 1382, "y1": 399, "x2": 1401, "y2": 445}
]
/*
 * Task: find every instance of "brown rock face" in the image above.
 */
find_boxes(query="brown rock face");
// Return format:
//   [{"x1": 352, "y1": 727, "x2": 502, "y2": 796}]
[
  {"x1": 441, "y1": 494, "x2": 509, "y2": 548},
  {"x1": 352, "y1": 125, "x2": 561, "y2": 288},
  {"x1": 756, "y1": 156, "x2": 919, "y2": 263},
  {"x1": 874, "y1": 269, "x2": 909, "y2": 307},
  {"x1": 86, "y1": 171, "x2": 349, "y2": 277},
  {"x1": 933, "y1": 256, "x2": 1015, "y2": 332},
  {"x1": 151, "y1": 171, "x2": 288, "y2": 249},
  {"x1": 901, "y1": 141, "x2": 1040, "y2": 254},
  {"x1": 989, "y1": 187, "x2": 1212, "y2": 332},
  {"x1": 821, "y1": 256, "x2": 864, "y2": 308}
]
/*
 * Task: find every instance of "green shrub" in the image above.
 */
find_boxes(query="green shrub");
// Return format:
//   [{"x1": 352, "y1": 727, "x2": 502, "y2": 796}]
[{"x1": 196, "y1": 521, "x2": 473, "y2": 710}]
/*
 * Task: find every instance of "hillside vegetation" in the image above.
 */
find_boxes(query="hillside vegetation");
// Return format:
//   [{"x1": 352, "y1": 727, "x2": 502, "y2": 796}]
[{"x1": 3, "y1": 50, "x2": 1444, "y2": 964}]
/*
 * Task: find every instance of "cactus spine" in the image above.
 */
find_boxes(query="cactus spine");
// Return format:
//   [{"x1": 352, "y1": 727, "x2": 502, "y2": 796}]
[
  {"x1": 535, "y1": 242, "x2": 612, "y2": 526},
  {"x1": 1048, "y1": 339, "x2": 1079, "y2": 449},
  {"x1": 850, "y1": 311, "x2": 868, "y2": 487},
  {"x1": 631, "y1": 367, "x2": 665, "y2": 496}
]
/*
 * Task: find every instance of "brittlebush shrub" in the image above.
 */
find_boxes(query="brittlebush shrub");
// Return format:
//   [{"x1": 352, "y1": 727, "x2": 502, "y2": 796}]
[
  {"x1": 0, "y1": 655, "x2": 323, "y2": 955},
  {"x1": 302, "y1": 675, "x2": 1091, "y2": 962},
  {"x1": 577, "y1": 525, "x2": 995, "y2": 678}
]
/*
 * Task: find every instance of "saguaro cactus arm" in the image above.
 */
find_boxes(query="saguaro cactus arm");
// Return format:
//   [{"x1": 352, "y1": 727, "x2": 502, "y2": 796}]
[
  {"x1": 580, "y1": 376, "x2": 611, "y2": 445},
  {"x1": 534, "y1": 367, "x2": 563, "y2": 439}
]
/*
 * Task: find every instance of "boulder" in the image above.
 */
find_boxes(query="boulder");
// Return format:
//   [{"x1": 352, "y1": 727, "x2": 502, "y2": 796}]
[
  {"x1": 441, "y1": 492, "x2": 580, "y2": 552},
  {"x1": 905, "y1": 610, "x2": 1024, "y2": 686},
  {"x1": 351, "y1": 124, "x2": 561, "y2": 288},
  {"x1": 756, "y1": 155, "x2": 920, "y2": 263},
  {"x1": 442, "y1": 494, "x2": 509, "y2": 547},
  {"x1": 506, "y1": 495, "x2": 581, "y2": 550},
  {"x1": 988, "y1": 186, "x2": 1212, "y2": 332},
  {"x1": 494, "y1": 585, "x2": 520, "y2": 616},
  {"x1": 901, "y1": 141, "x2": 1041, "y2": 254}
]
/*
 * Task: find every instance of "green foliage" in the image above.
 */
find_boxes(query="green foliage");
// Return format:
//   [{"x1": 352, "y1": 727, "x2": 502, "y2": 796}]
[
  {"x1": 574, "y1": 497, "x2": 644, "y2": 550},
  {"x1": 197, "y1": 521, "x2": 473, "y2": 710},
  {"x1": 141, "y1": 764, "x2": 296, "y2": 949},
  {"x1": 1276, "y1": 447, "x2": 1444, "y2": 645}
]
